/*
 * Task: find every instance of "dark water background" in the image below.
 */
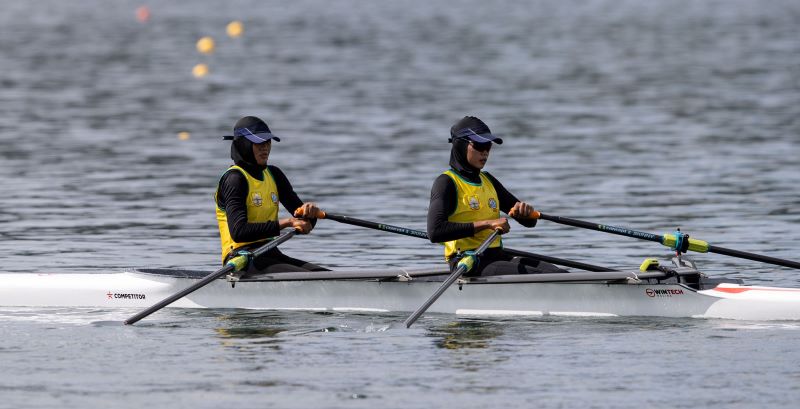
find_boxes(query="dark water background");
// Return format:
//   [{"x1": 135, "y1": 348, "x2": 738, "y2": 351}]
[{"x1": 1, "y1": 0, "x2": 799, "y2": 407}]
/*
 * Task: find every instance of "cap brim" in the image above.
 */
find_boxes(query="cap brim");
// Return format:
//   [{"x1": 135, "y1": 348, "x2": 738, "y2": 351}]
[
  {"x1": 242, "y1": 132, "x2": 280, "y2": 143},
  {"x1": 222, "y1": 133, "x2": 281, "y2": 143},
  {"x1": 466, "y1": 133, "x2": 502, "y2": 144},
  {"x1": 452, "y1": 128, "x2": 503, "y2": 144}
]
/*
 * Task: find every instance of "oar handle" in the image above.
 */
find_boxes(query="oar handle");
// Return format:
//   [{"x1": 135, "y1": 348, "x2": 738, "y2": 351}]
[
  {"x1": 293, "y1": 207, "x2": 327, "y2": 220},
  {"x1": 404, "y1": 229, "x2": 501, "y2": 328}
]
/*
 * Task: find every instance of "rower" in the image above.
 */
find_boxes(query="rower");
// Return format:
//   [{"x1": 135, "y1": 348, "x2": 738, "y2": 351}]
[
  {"x1": 427, "y1": 116, "x2": 569, "y2": 277},
  {"x1": 215, "y1": 116, "x2": 329, "y2": 275}
]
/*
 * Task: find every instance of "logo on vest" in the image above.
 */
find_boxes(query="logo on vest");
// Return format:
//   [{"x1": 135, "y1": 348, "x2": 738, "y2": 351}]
[
  {"x1": 488, "y1": 198, "x2": 497, "y2": 210},
  {"x1": 270, "y1": 192, "x2": 278, "y2": 203},
  {"x1": 468, "y1": 196, "x2": 480, "y2": 210},
  {"x1": 251, "y1": 193, "x2": 263, "y2": 207}
]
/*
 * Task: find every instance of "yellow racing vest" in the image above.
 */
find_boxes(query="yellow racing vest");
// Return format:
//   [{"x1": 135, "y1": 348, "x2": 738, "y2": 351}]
[
  {"x1": 215, "y1": 166, "x2": 279, "y2": 262},
  {"x1": 443, "y1": 169, "x2": 503, "y2": 260}
]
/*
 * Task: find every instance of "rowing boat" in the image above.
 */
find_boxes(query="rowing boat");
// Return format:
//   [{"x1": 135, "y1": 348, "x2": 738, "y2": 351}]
[{"x1": 2, "y1": 257, "x2": 799, "y2": 321}]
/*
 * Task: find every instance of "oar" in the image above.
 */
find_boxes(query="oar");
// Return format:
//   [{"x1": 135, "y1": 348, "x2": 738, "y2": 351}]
[
  {"x1": 319, "y1": 212, "x2": 429, "y2": 239},
  {"x1": 315, "y1": 211, "x2": 613, "y2": 272},
  {"x1": 124, "y1": 229, "x2": 297, "y2": 325},
  {"x1": 532, "y1": 211, "x2": 800, "y2": 270},
  {"x1": 404, "y1": 229, "x2": 501, "y2": 328}
]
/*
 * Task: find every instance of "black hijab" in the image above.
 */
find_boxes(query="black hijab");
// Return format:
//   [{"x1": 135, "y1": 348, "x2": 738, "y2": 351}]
[
  {"x1": 448, "y1": 137, "x2": 481, "y2": 183},
  {"x1": 231, "y1": 136, "x2": 265, "y2": 179}
]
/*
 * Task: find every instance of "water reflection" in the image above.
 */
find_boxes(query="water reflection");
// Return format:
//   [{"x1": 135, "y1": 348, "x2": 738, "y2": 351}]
[
  {"x1": 210, "y1": 310, "x2": 351, "y2": 341},
  {"x1": 213, "y1": 326, "x2": 285, "y2": 340},
  {"x1": 211, "y1": 311, "x2": 288, "y2": 353},
  {"x1": 428, "y1": 319, "x2": 504, "y2": 350}
]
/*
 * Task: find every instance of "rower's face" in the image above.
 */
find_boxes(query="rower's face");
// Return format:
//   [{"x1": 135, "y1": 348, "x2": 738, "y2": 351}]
[
  {"x1": 466, "y1": 141, "x2": 491, "y2": 169},
  {"x1": 252, "y1": 141, "x2": 271, "y2": 165}
]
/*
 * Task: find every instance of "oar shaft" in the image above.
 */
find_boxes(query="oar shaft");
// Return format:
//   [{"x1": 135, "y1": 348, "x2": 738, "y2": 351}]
[
  {"x1": 124, "y1": 265, "x2": 235, "y2": 325},
  {"x1": 404, "y1": 230, "x2": 500, "y2": 328},
  {"x1": 709, "y1": 245, "x2": 800, "y2": 270},
  {"x1": 504, "y1": 248, "x2": 611, "y2": 272},
  {"x1": 534, "y1": 211, "x2": 800, "y2": 270},
  {"x1": 321, "y1": 212, "x2": 428, "y2": 239},
  {"x1": 124, "y1": 230, "x2": 297, "y2": 325},
  {"x1": 534, "y1": 212, "x2": 663, "y2": 244},
  {"x1": 404, "y1": 265, "x2": 467, "y2": 328},
  {"x1": 321, "y1": 212, "x2": 614, "y2": 272}
]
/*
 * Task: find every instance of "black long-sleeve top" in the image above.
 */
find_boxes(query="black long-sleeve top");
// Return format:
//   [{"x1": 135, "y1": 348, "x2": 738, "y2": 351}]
[
  {"x1": 216, "y1": 165, "x2": 313, "y2": 243},
  {"x1": 427, "y1": 171, "x2": 537, "y2": 243}
]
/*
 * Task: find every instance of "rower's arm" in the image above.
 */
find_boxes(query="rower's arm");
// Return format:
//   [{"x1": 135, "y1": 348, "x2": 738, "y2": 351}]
[
  {"x1": 270, "y1": 165, "x2": 317, "y2": 228},
  {"x1": 485, "y1": 172, "x2": 537, "y2": 228},
  {"x1": 427, "y1": 174, "x2": 475, "y2": 243}
]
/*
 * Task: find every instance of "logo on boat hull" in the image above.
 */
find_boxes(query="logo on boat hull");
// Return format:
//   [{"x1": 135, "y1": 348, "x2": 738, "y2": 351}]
[
  {"x1": 645, "y1": 288, "x2": 684, "y2": 297},
  {"x1": 107, "y1": 292, "x2": 146, "y2": 300}
]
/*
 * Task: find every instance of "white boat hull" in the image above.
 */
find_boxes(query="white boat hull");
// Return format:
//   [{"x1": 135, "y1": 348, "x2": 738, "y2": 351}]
[{"x1": 1, "y1": 272, "x2": 799, "y2": 321}]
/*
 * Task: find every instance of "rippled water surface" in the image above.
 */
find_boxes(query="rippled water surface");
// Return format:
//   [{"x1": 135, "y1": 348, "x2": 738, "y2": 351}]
[{"x1": 1, "y1": 0, "x2": 799, "y2": 407}]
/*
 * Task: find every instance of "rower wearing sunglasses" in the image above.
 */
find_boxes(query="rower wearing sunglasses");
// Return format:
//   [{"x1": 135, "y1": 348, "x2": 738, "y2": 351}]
[
  {"x1": 215, "y1": 116, "x2": 329, "y2": 275},
  {"x1": 427, "y1": 116, "x2": 568, "y2": 276}
]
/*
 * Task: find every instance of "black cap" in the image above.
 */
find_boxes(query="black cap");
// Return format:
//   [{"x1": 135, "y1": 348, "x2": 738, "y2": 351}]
[
  {"x1": 449, "y1": 116, "x2": 503, "y2": 144},
  {"x1": 223, "y1": 116, "x2": 281, "y2": 143}
]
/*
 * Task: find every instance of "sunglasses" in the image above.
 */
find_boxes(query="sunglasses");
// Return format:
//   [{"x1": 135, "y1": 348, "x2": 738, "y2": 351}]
[{"x1": 469, "y1": 141, "x2": 492, "y2": 152}]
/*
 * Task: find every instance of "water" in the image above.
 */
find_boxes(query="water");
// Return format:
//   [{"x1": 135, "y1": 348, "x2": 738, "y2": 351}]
[{"x1": 1, "y1": 0, "x2": 799, "y2": 407}]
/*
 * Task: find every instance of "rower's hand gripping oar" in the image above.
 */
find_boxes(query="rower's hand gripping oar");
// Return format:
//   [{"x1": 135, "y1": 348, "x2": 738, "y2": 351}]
[
  {"x1": 123, "y1": 229, "x2": 298, "y2": 325},
  {"x1": 531, "y1": 211, "x2": 800, "y2": 270},
  {"x1": 404, "y1": 229, "x2": 502, "y2": 328},
  {"x1": 305, "y1": 210, "x2": 612, "y2": 272}
]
